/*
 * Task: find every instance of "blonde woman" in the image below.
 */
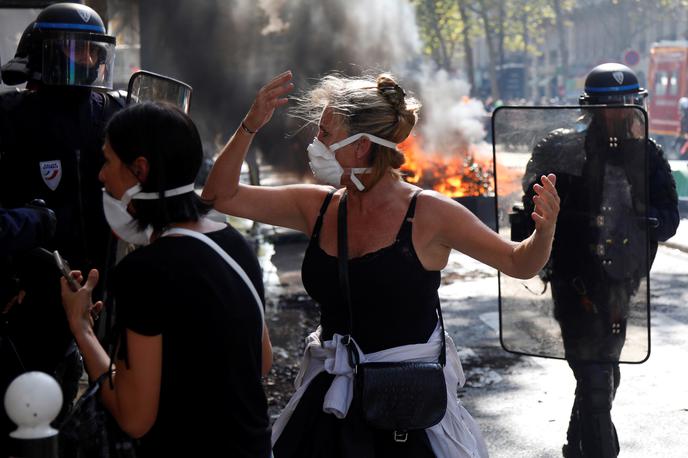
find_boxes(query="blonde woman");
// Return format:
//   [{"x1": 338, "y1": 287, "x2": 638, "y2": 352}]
[{"x1": 203, "y1": 70, "x2": 559, "y2": 457}]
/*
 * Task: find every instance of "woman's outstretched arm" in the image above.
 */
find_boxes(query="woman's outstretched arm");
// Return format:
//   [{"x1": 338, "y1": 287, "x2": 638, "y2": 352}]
[{"x1": 420, "y1": 174, "x2": 559, "y2": 279}]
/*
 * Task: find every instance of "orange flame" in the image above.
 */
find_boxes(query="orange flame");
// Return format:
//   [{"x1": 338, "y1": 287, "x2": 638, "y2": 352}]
[{"x1": 398, "y1": 136, "x2": 493, "y2": 197}]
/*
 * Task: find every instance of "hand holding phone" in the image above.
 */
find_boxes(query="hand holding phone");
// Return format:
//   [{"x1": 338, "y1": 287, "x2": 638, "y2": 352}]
[{"x1": 53, "y1": 250, "x2": 80, "y2": 292}]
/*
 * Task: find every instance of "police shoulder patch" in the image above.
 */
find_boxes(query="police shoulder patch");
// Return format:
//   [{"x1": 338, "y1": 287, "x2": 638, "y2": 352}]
[{"x1": 39, "y1": 160, "x2": 62, "y2": 191}]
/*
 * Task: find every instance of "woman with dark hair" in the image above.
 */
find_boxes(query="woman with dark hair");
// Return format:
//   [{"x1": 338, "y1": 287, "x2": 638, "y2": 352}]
[
  {"x1": 61, "y1": 102, "x2": 272, "y2": 457},
  {"x1": 203, "y1": 71, "x2": 559, "y2": 457}
]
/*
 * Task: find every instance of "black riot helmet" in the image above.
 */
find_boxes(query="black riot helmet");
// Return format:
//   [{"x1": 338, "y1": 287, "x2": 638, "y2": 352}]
[
  {"x1": 34, "y1": 3, "x2": 116, "y2": 90},
  {"x1": 579, "y1": 63, "x2": 648, "y2": 108},
  {"x1": 0, "y1": 21, "x2": 42, "y2": 86}
]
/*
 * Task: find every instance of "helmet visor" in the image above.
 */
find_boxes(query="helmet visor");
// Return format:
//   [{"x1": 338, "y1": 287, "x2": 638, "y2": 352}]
[
  {"x1": 127, "y1": 71, "x2": 193, "y2": 113},
  {"x1": 41, "y1": 32, "x2": 115, "y2": 90},
  {"x1": 581, "y1": 91, "x2": 648, "y2": 110}
]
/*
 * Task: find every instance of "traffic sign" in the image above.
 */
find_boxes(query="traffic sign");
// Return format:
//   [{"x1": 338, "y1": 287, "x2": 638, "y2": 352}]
[{"x1": 624, "y1": 49, "x2": 641, "y2": 67}]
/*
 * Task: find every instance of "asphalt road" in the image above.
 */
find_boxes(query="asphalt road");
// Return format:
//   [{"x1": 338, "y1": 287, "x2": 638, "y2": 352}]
[{"x1": 442, "y1": 246, "x2": 688, "y2": 458}]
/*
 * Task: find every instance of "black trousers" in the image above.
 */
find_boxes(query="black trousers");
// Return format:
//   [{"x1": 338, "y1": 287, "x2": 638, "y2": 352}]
[
  {"x1": 552, "y1": 277, "x2": 628, "y2": 457},
  {"x1": 564, "y1": 362, "x2": 620, "y2": 458}
]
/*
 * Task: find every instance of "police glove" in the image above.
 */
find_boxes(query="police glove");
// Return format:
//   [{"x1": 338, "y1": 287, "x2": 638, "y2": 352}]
[{"x1": 25, "y1": 199, "x2": 57, "y2": 244}]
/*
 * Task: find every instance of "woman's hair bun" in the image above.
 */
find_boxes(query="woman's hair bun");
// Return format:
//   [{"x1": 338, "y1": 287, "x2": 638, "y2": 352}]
[{"x1": 377, "y1": 74, "x2": 406, "y2": 111}]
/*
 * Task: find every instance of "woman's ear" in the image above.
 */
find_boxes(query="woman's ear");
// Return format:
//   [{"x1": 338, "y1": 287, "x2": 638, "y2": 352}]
[
  {"x1": 132, "y1": 156, "x2": 150, "y2": 183},
  {"x1": 355, "y1": 136, "x2": 372, "y2": 159}
]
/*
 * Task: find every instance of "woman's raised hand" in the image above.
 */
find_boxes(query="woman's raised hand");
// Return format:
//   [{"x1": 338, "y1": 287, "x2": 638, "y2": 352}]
[
  {"x1": 531, "y1": 173, "x2": 560, "y2": 236},
  {"x1": 242, "y1": 71, "x2": 294, "y2": 133}
]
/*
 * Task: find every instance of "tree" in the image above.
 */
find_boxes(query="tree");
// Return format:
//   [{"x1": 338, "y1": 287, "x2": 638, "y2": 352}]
[
  {"x1": 471, "y1": 0, "x2": 501, "y2": 99},
  {"x1": 413, "y1": 0, "x2": 570, "y2": 100},
  {"x1": 550, "y1": 0, "x2": 574, "y2": 96},
  {"x1": 456, "y1": 0, "x2": 477, "y2": 94},
  {"x1": 413, "y1": 0, "x2": 462, "y2": 72}
]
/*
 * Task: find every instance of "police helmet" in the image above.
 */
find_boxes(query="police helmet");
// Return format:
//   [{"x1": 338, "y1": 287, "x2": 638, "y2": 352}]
[
  {"x1": 579, "y1": 63, "x2": 648, "y2": 108},
  {"x1": 679, "y1": 97, "x2": 688, "y2": 110},
  {"x1": 0, "y1": 21, "x2": 42, "y2": 86},
  {"x1": 34, "y1": 3, "x2": 116, "y2": 90}
]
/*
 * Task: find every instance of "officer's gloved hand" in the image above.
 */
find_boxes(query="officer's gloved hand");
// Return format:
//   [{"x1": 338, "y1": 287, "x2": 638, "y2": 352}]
[{"x1": 25, "y1": 199, "x2": 57, "y2": 244}]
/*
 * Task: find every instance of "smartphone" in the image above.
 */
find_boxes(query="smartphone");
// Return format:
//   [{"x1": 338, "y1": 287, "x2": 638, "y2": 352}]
[{"x1": 53, "y1": 250, "x2": 80, "y2": 292}]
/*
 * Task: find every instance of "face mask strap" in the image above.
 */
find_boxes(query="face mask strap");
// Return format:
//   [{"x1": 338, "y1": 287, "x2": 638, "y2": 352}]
[
  {"x1": 330, "y1": 133, "x2": 398, "y2": 152},
  {"x1": 132, "y1": 183, "x2": 196, "y2": 200},
  {"x1": 349, "y1": 168, "x2": 371, "y2": 191},
  {"x1": 120, "y1": 183, "x2": 143, "y2": 206}
]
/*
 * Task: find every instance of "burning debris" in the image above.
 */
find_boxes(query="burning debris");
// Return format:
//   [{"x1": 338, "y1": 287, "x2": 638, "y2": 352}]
[{"x1": 399, "y1": 135, "x2": 494, "y2": 197}]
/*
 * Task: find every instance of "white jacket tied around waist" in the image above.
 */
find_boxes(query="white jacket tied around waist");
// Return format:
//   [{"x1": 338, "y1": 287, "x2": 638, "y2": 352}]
[{"x1": 271, "y1": 323, "x2": 489, "y2": 458}]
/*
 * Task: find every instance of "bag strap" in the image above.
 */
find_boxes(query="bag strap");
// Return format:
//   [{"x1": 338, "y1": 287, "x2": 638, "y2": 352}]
[
  {"x1": 162, "y1": 227, "x2": 264, "y2": 325},
  {"x1": 337, "y1": 191, "x2": 446, "y2": 367}
]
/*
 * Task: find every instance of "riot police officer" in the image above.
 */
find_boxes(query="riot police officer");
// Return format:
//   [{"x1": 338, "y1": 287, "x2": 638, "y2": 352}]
[
  {"x1": 0, "y1": 51, "x2": 57, "y2": 258},
  {"x1": 521, "y1": 63, "x2": 679, "y2": 457},
  {"x1": 0, "y1": 3, "x2": 124, "y2": 455}
]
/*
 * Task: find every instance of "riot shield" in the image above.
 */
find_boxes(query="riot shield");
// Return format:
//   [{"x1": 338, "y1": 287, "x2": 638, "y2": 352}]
[
  {"x1": 493, "y1": 106, "x2": 650, "y2": 363},
  {"x1": 126, "y1": 70, "x2": 192, "y2": 113}
]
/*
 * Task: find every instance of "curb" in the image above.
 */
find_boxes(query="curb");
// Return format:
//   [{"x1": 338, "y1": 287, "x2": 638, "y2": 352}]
[{"x1": 660, "y1": 240, "x2": 688, "y2": 253}]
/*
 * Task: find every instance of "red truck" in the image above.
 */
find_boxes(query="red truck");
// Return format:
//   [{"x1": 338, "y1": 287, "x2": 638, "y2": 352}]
[{"x1": 647, "y1": 41, "x2": 688, "y2": 155}]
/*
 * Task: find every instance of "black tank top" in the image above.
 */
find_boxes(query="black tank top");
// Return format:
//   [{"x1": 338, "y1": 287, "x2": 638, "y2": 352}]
[{"x1": 302, "y1": 190, "x2": 441, "y2": 353}]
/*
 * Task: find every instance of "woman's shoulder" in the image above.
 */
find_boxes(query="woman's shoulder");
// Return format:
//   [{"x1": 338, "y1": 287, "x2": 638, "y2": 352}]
[
  {"x1": 116, "y1": 243, "x2": 166, "y2": 273},
  {"x1": 412, "y1": 188, "x2": 475, "y2": 235},
  {"x1": 413, "y1": 187, "x2": 459, "y2": 212},
  {"x1": 289, "y1": 184, "x2": 340, "y2": 225},
  {"x1": 293, "y1": 184, "x2": 339, "y2": 205}
]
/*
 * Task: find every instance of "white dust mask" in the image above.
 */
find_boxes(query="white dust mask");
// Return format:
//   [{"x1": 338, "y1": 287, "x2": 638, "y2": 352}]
[
  {"x1": 306, "y1": 133, "x2": 398, "y2": 191},
  {"x1": 102, "y1": 182, "x2": 195, "y2": 245}
]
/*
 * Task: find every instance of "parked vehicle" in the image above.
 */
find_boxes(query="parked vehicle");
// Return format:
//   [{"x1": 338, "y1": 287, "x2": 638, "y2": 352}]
[{"x1": 647, "y1": 40, "x2": 688, "y2": 157}]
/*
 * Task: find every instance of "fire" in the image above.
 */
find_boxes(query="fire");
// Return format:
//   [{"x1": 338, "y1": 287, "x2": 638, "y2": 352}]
[{"x1": 398, "y1": 135, "x2": 493, "y2": 197}]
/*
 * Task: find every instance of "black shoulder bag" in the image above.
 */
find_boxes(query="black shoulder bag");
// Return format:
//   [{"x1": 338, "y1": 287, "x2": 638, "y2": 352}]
[{"x1": 337, "y1": 191, "x2": 447, "y2": 443}]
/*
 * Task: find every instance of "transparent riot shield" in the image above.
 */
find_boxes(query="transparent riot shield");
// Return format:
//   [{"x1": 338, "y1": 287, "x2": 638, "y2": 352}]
[
  {"x1": 126, "y1": 70, "x2": 192, "y2": 113},
  {"x1": 493, "y1": 106, "x2": 650, "y2": 363}
]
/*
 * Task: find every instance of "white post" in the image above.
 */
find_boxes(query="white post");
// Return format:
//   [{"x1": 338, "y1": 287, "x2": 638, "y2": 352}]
[{"x1": 3, "y1": 371, "x2": 62, "y2": 458}]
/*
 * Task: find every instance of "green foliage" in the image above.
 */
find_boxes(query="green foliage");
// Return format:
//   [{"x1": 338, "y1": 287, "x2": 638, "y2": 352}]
[
  {"x1": 411, "y1": 0, "x2": 464, "y2": 70},
  {"x1": 412, "y1": 0, "x2": 578, "y2": 69}
]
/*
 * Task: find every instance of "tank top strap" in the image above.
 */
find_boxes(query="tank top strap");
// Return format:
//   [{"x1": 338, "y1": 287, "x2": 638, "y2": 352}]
[
  {"x1": 311, "y1": 188, "x2": 337, "y2": 241},
  {"x1": 396, "y1": 190, "x2": 423, "y2": 242}
]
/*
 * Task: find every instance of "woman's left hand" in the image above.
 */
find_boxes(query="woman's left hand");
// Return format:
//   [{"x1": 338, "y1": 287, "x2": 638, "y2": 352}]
[
  {"x1": 530, "y1": 173, "x2": 559, "y2": 237},
  {"x1": 61, "y1": 269, "x2": 103, "y2": 336}
]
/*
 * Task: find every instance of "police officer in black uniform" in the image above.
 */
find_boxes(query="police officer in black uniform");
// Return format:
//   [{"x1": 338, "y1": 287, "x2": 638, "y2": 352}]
[
  {"x1": 0, "y1": 45, "x2": 57, "y2": 258},
  {"x1": 0, "y1": 4, "x2": 124, "y2": 455},
  {"x1": 521, "y1": 63, "x2": 679, "y2": 457}
]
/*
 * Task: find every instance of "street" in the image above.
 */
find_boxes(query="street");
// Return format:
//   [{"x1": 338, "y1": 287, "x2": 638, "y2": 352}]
[
  {"x1": 442, "y1": 245, "x2": 688, "y2": 458},
  {"x1": 264, "y1": 234, "x2": 688, "y2": 458}
]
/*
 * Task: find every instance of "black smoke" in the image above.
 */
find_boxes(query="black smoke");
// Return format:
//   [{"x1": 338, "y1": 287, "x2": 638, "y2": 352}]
[{"x1": 138, "y1": 0, "x2": 421, "y2": 177}]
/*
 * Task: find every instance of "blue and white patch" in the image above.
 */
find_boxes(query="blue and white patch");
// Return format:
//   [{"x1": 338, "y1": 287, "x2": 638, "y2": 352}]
[
  {"x1": 78, "y1": 9, "x2": 91, "y2": 23},
  {"x1": 612, "y1": 71, "x2": 624, "y2": 85},
  {"x1": 39, "y1": 160, "x2": 62, "y2": 191}
]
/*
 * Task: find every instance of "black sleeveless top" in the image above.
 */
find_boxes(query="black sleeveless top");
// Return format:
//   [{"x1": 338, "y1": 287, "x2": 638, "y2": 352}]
[{"x1": 301, "y1": 190, "x2": 441, "y2": 353}]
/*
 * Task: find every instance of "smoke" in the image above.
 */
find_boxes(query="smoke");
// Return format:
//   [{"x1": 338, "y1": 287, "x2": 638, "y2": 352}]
[
  {"x1": 257, "y1": 0, "x2": 289, "y2": 35},
  {"x1": 137, "y1": 0, "x2": 486, "y2": 175},
  {"x1": 404, "y1": 65, "x2": 488, "y2": 156}
]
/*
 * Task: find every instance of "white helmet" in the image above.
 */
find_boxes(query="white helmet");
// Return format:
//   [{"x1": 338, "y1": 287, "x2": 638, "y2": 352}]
[{"x1": 679, "y1": 97, "x2": 688, "y2": 110}]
